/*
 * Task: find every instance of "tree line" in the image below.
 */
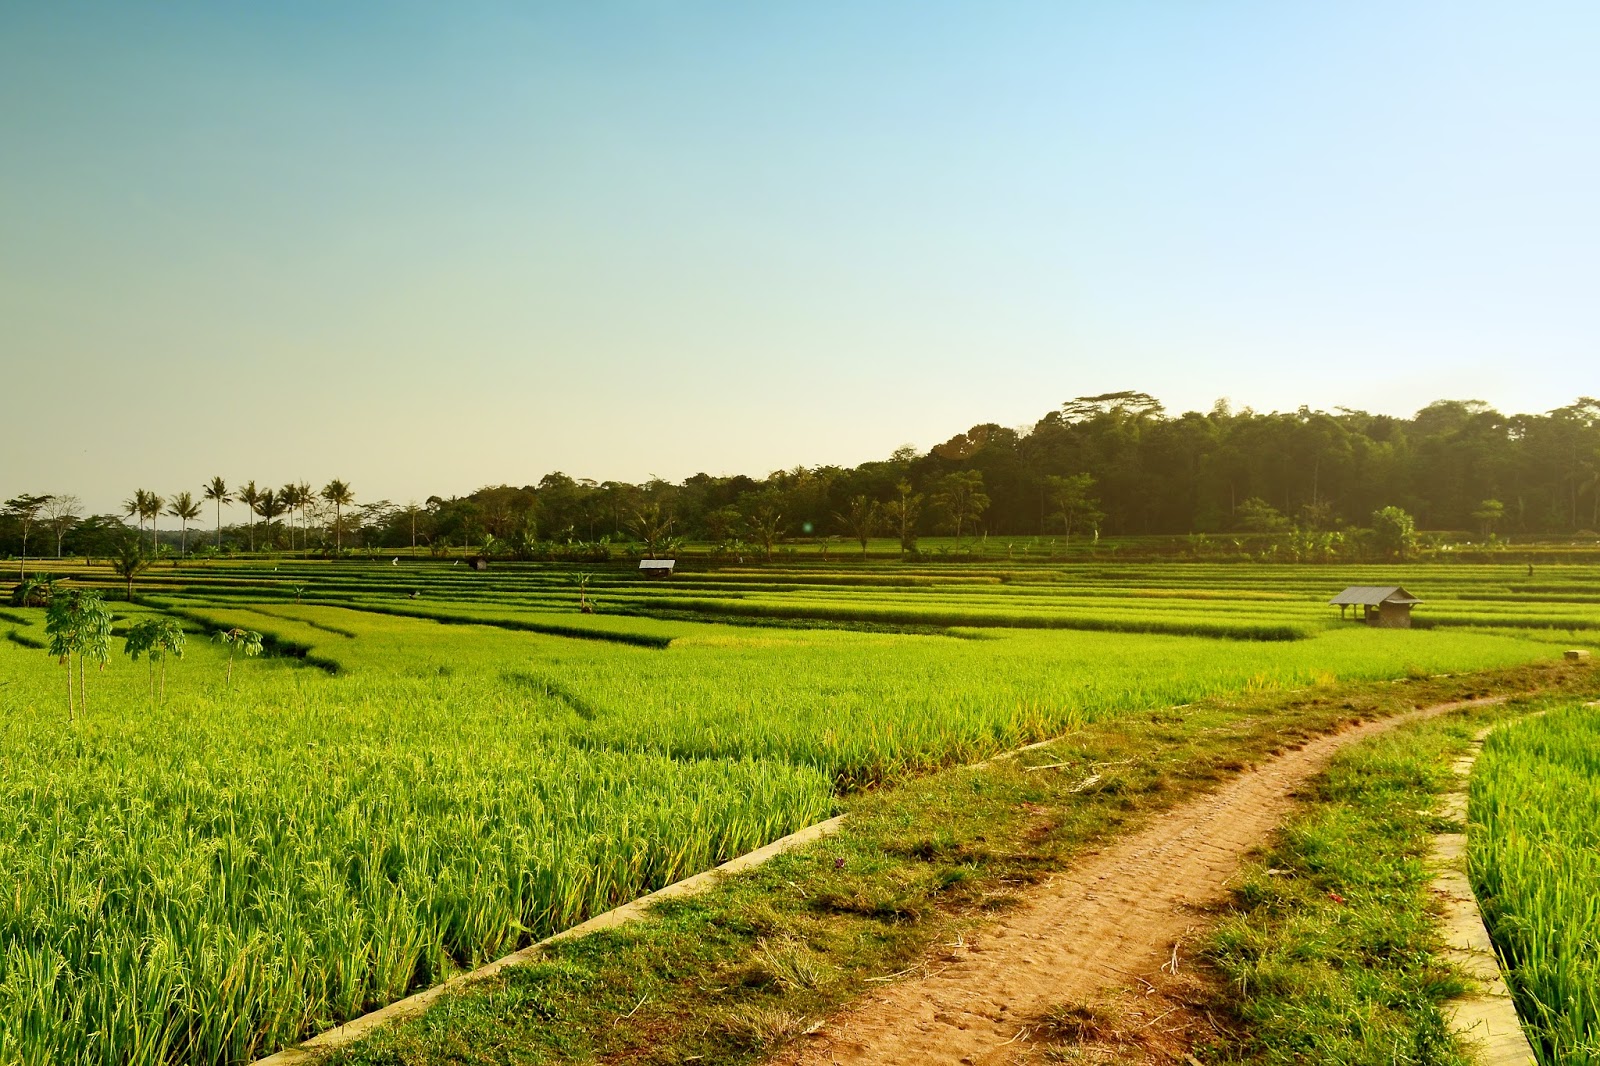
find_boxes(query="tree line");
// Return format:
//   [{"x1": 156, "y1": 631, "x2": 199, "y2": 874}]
[{"x1": 4, "y1": 393, "x2": 1598, "y2": 561}]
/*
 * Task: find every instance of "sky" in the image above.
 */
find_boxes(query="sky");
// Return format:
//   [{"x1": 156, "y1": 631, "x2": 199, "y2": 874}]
[{"x1": 3, "y1": 1, "x2": 1598, "y2": 514}]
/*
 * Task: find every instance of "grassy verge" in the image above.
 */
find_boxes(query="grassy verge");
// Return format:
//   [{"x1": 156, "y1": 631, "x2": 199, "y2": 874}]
[
  {"x1": 1194, "y1": 696, "x2": 1578, "y2": 1065},
  {"x1": 326, "y1": 662, "x2": 1591, "y2": 1066}
]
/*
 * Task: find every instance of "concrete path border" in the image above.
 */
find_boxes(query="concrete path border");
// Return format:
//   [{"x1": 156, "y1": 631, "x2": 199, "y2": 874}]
[{"x1": 1432, "y1": 728, "x2": 1537, "y2": 1066}]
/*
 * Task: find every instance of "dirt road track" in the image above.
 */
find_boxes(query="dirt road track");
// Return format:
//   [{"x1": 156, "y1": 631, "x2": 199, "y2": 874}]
[{"x1": 777, "y1": 698, "x2": 1500, "y2": 1066}]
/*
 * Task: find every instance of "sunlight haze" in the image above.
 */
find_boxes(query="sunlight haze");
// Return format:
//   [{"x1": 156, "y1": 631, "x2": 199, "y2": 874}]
[{"x1": 3, "y1": 1, "x2": 1596, "y2": 513}]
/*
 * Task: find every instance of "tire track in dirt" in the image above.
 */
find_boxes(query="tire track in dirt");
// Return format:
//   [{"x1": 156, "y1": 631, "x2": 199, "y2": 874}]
[{"x1": 778, "y1": 698, "x2": 1501, "y2": 1066}]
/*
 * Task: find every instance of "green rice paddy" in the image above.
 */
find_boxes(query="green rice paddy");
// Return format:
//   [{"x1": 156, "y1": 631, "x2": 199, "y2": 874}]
[
  {"x1": 1472, "y1": 701, "x2": 1600, "y2": 1062},
  {"x1": 1, "y1": 557, "x2": 1596, "y2": 1063}
]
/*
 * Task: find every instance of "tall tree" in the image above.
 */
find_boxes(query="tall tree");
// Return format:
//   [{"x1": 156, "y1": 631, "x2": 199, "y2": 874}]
[
  {"x1": 881, "y1": 481, "x2": 923, "y2": 554},
  {"x1": 742, "y1": 496, "x2": 785, "y2": 562},
  {"x1": 203, "y1": 477, "x2": 232, "y2": 549},
  {"x1": 835, "y1": 495, "x2": 880, "y2": 555},
  {"x1": 279, "y1": 484, "x2": 304, "y2": 551},
  {"x1": 1043, "y1": 473, "x2": 1103, "y2": 548},
  {"x1": 166, "y1": 492, "x2": 202, "y2": 556},
  {"x1": 236, "y1": 481, "x2": 261, "y2": 552},
  {"x1": 42, "y1": 495, "x2": 82, "y2": 558},
  {"x1": 4, "y1": 494, "x2": 51, "y2": 580},
  {"x1": 254, "y1": 489, "x2": 286, "y2": 549},
  {"x1": 931, "y1": 471, "x2": 990, "y2": 545},
  {"x1": 140, "y1": 491, "x2": 165, "y2": 554},
  {"x1": 321, "y1": 479, "x2": 354, "y2": 552},
  {"x1": 1370, "y1": 506, "x2": 1418, "y2": 561},
  {"x1": 629, "y1": 503, "x2": 673, "y2": 558}
]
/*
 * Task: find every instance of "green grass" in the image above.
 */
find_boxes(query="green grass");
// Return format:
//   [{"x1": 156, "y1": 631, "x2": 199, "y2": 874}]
[
  {"x1": 1204, "y1": 706, "x2": 1512, "y2": 1065},
  {"x1": 1471, "y1": 702, "x2": 1600, "y2": 1063},
  {"x1": 330, "y1": 668, "x2": 1582, "y2": 1066}
]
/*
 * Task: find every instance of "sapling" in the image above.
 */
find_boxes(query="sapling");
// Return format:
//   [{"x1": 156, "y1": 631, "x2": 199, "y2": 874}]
[
  {"x1": 123, "y1": 618, "x2": 186, "y2": 701},
  {"x1": 44, "y1": 589, "x2": 112, "y2": 721},
  {"x1": 213, "y1": 627, "x2": 263, "y2": 684}
]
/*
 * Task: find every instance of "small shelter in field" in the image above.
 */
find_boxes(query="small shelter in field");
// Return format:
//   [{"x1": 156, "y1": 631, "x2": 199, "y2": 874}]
[
  {"x1": 639, "y1": 559, "x2": 676, "y2": 578},
  {"x1": 1329, "y1": 586, "x2": 1422, "y2": 628}
]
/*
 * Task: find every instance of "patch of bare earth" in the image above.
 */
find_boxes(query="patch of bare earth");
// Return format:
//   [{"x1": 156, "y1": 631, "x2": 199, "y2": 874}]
[{"x1": 773, "y1": 699, "x2": 1496, "y2": 1066}]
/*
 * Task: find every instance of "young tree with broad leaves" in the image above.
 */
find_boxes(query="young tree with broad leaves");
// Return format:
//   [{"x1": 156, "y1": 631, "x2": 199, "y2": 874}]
[
  {"x1": 45, "y1": 589, "x2": 112, "y2": 721},
  {"x1": 214, "y1": 627, "x2": 264, "y2": 684},
  {"x1": 123, "y1": 618, "x2": 186, "y2": 701}
]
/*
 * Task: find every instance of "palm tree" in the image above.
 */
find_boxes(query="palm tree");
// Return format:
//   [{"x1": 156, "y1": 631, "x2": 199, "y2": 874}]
[
  {"x1": 203, "y1": 477, "x2": 232, "y2": 549},
  {"x1": 237, "y1": 481, "x2": 261, "y2": 552},
  {"x1": 279, "y1": 484, "x2": 303, "y2": 551},
  {"x1": 321, "y1": 479, "x2": 354, "y2": 552},
  {"x1": 124, "y1": 490, "x2": 162, "y2": 553},
  {"x1": 166, "y1": 492, "x2": 202, "y2": 556},
  {"x1": 295, "y1": 482, "x2": 314, "y2": 551},
  {"x1": 254, "y1": 489, "x2": 286, "y2": 550},
  {"x1": 123, "y1": 491, "x2": 145, "y2": 546},
  {"x1": 111, "y1": 539, "x2": 151, "y2": 601},
  {"x1": 142, "y1": 491, "x2": 165, "y2": 553}
]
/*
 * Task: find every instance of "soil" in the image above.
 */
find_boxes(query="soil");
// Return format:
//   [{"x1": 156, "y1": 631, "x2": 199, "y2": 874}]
[{"x1": 774, "y1": 698, "x2": 1497, "y2": 1066}]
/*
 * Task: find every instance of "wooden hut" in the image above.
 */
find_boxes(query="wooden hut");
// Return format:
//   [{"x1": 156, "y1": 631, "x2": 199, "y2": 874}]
[
  {"x1": 1329, "y1": 586, "x2": 1422, "y2": 629},
  {"x1": 639, "y1": 559, "x2": 676, "y2": 579}
]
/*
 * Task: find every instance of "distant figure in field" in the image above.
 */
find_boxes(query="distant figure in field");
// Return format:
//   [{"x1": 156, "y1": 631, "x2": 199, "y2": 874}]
[
  {"x1": 1527, "y1": 563, "x2": 1535, "y2": 577},
  {"x1": 392, "y1": 557, "x2": 399, "y2": 566},
  {"x1": 410, "y1": 590, "x2": 420, "y2": 599}
]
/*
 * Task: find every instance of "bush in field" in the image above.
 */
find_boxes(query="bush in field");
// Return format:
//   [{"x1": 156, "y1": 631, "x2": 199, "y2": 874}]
[
  {"x1": 1371, "y1": 506, "x2": 1418, "y2": 561},
  {"x1": 9, "y1": 573, "x2": 59, "y2": 608}
]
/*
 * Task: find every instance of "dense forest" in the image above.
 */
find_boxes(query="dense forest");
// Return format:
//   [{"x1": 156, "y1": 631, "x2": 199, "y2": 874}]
[{"x1": 6, "y1": 393, "x2": 1600, "y2": 559}]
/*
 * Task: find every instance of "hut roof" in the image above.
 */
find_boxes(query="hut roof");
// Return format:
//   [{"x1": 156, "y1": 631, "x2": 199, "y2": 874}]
[
  {"x1": 638, "y1": 559, "x2": 676, "y2": 570},
  {"x1": 1328, "y1": 585, "x2": 1422, "y2": 607}
]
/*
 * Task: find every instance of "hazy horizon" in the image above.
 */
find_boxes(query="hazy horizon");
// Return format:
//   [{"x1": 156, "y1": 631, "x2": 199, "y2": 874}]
[{"x1": 5, "y1": 2, "x2": 1597, "y2": 515}]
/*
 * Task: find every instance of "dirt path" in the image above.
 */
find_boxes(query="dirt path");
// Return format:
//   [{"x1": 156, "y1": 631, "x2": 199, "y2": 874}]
[{"x1": 778, "y1": 698, "x2": 1498, "y2": 1066}]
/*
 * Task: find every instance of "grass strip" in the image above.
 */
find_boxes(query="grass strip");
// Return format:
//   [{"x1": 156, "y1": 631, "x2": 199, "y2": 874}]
[
  {"x1": 325, "y1": 662, "x2": 1589, "y2": 1066},
  {"x1": 1199, "y1": 698, "x2": 1546, "y2": 1065}
]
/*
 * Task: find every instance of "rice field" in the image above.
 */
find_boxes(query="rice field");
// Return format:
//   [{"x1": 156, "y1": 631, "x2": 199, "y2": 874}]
[
  {"x1": 1, "y1": 558, "x2": 1596, "y2": 1063},
  {"x1": 1471, "y1": 702, "x2": 1600, "y2": 1063}
]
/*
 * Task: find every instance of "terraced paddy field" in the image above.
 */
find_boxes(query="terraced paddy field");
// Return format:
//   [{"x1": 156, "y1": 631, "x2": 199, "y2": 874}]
[{"x1": 1, "y1": 558, "x2": 1597, "y2": 1063}]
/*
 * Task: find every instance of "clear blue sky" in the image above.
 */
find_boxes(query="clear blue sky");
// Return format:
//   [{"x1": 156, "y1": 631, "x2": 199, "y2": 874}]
[{"x1": 4, "y1": 1, "x2": 1597, "y2": 513}]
